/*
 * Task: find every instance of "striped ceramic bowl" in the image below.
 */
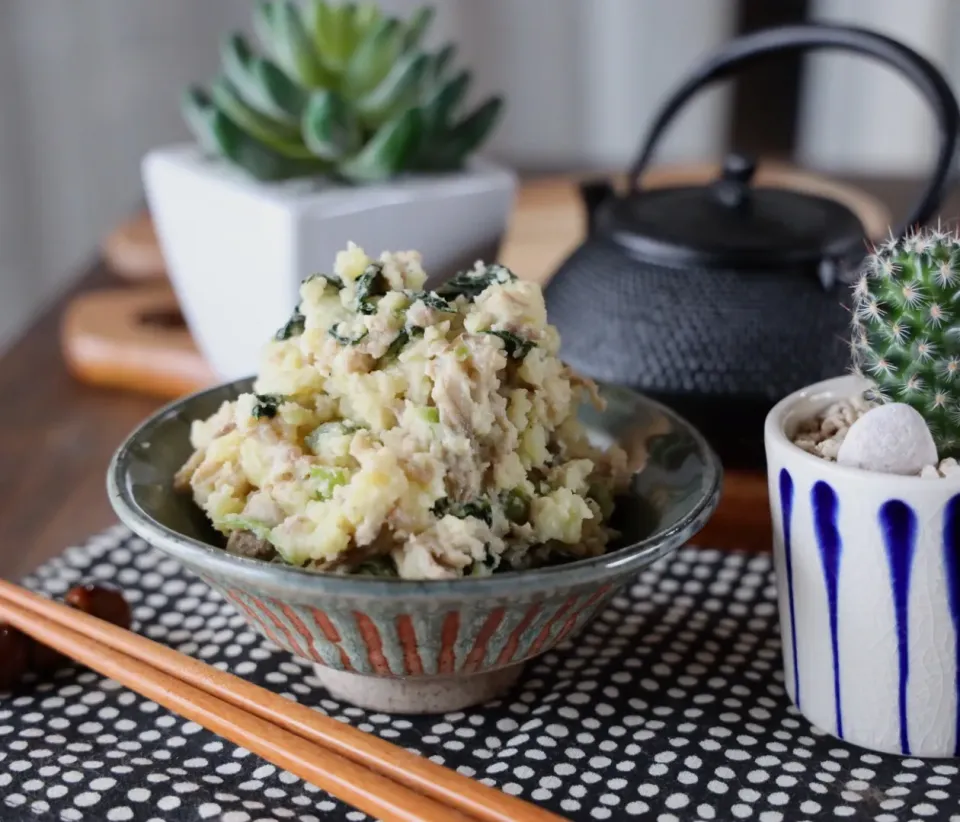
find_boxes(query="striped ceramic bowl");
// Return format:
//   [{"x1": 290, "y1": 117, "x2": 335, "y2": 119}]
[
  {"x1": 766, "y1": 374, "x2": 960, "y2": 757},
  {"x1": 109, "y1": 379, "x2": 721, "y2": 713}
]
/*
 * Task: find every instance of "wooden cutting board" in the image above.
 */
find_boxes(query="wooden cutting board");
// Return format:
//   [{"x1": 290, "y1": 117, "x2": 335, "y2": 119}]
[{"x1": 69, "y1": 161, "x2": 893, "y2": 551}]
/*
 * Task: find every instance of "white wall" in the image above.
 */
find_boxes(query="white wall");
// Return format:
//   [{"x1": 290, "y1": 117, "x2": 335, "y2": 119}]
[
  {"x1": 0, "y1": 0, "x2": 735, "y2": 352},
  {"x1": 0, "y1": 0, "x2": 253, "y2": 349},
  {"x1": 797, "y1": 0, "x2": 957, "y2": 175}
]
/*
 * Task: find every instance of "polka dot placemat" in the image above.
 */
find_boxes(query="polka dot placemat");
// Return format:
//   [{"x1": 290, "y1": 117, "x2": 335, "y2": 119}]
[{"x1": 2, "y1": 526, "x2": 958, "y2": 822}]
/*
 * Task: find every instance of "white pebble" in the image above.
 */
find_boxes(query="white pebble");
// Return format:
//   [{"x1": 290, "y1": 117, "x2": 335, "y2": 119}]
[
  {"x1": 836, "y1": 403, "x2": 938, "y2": 476},
  {"x1": 940, "y1": 457, "x2": 959, "y2": 476},
  {"x1": 920, "y1": 465, "x2": 941, "y2": 479}
]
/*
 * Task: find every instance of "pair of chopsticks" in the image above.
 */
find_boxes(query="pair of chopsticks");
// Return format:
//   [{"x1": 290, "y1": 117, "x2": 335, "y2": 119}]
[{"x1": 0, "y1": 579, "x2": 565, "y2": 822}]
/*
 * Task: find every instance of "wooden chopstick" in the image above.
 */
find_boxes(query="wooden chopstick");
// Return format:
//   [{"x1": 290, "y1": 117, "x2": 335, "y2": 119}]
[
  {"x1": 0, "y1": 580, "x2": 565, "y2": 822},
  {"x1": 0, "y1": 594, "x2": 469, "y2": 822}
]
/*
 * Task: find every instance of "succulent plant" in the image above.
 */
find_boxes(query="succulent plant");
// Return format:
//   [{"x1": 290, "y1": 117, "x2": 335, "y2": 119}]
[
  {"x1": 182, "y1": 1, "x2": 503, "y2": 183},
  {"x1": 850, "y1": 228, "x2": 960, "y2": 456}
]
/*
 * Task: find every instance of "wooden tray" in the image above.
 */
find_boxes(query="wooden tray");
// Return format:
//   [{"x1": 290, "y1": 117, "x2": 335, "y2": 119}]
[{"x1": 68, "y1": 161, "x2": 894, "y2": 552}]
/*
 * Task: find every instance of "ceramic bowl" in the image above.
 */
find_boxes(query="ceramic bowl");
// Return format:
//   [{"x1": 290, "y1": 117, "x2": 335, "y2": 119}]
[
  {"x1": 108, "y1": 379, "x2": 721, "y2": 713},
  {"x1": 766, "y1": 374, "x2": 960, "y2": 757}
]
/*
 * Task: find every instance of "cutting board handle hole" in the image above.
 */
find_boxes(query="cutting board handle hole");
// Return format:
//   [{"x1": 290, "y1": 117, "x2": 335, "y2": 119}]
[{"x1": 137, "y1": 308, "x2": 186, "y2": 330}]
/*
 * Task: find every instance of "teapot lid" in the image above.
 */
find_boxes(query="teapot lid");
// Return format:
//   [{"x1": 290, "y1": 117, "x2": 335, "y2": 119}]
[{"x1": 596, "y1": 154, "x2": 867, "y2": 275}]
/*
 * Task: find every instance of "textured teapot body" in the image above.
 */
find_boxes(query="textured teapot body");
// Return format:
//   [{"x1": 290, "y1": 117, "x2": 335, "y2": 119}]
[
  {"x1": 547, "y1": 239, "x2": 852, "y2": 399},
  {"x1": 545, "y1": 239, "x2": 852, "y2": 467}
]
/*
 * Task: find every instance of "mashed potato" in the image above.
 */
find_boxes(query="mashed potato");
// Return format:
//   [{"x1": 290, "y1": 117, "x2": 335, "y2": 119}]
[{"x1": 175, "y1": 244, "x2": 629, "y2": 579}]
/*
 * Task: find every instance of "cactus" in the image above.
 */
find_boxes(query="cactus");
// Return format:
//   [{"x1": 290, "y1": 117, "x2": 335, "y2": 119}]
[
  {"x1": 850, "y1": 228, "x2": 960, "y2": 457},
  {"x1": 182, "y1": 1, "x2": 503, "y2": 183}
]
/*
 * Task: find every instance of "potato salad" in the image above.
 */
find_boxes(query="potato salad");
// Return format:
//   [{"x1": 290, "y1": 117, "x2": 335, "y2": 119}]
[{"x1": 175, "y1": 244, "x2": 629, "y2": 579}]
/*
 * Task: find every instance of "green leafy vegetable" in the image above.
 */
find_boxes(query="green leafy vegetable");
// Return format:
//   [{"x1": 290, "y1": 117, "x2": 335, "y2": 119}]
[
  {"x1": 432, "y1": 497, "x2": 493, "y2": 525},
  {"x1": 408, "y1": 290, "x2": 454, "y2": 312},
  {"x1": 501, "y1": 488, "x2": 530, "y2": 523},
  {"x1": 468, "y1": 552, "x2": 499, "y2": 577},
  {"x1": 328, "y1": 325, "x2": 369, "y2": 345},
  {"x1": 436, "y1": 263, "x2": 517, "y2": 302},
  {"x1": 252, "y1": 393, "x2": 283, "y2": 419},
  {"x1": 304, "y1": 271, "x2": 343, "y2": 289},
  {"x1": 275, "y1": 307, "x2": 305, "y2": 340},
  {"x1": 381, "y1": 329, "x2": 409, "y2": 361},
  {"x1": 354, "y1": 557, "x2": 399, "y2": 577},
  {"x1": 482, "y1": 329, "x2": 535, "y2": 360},
  {"x1": 354, "y1": 262, "x2": 388, "y2": 314}
]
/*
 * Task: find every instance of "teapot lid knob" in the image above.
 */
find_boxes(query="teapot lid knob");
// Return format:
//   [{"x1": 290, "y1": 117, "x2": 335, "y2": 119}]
[
  {"x1": 721, "y1": 153, "x2": 757, "y2": 184},
  {"x1": 714, "y1": 153, "x2": 757, "y2": 208}
]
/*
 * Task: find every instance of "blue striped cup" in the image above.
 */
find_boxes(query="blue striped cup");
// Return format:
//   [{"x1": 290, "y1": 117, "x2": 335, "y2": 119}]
[{"x1": 766, "y1": 375, "x2": 960, "y2": 757}]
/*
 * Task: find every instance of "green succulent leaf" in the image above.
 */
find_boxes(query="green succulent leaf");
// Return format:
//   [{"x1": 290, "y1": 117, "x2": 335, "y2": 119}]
[
  {"x1": 221, "y1": 35, "x2": 265, "y2": 108},
  {"x1": 210, "y1": 76, "x2": 312, "y2": 158},
  {"x1": 402, "y1": 6, "x2": 435, "y2": 51},
  {"x1": 256, "y1": 0, "x2": 333, "y2": 87},
  {"x1": 430, "y1": 43, "x2": 457, "y2": 80},
  {"x1": 421, "y1": 69, "x2": 470, "y2": 132},
  {"x1": 302, "y1": 90, "x2": 362, "y2": 160},
  {"x1": 181, "y1": 88, "x2": 222, "y2": 156},
  {"x1": 356, "y1": 52, "x2": 430, "y2": 128},
  {"x1": 420, "y1": 96, "x2": 503, "y2": 170},
  {"x1": 280, "y1": 0, "x2": 336, "y2": 86},
  {"x1": 251, "y1": 56, "x2": 310, "y2": 120},
  {"x1": 221, "y1": 34, "x2": 308, "y2": 126},
  {"x1": 337, "y1": 107, "x2": 422, "y2": 183},
  {"x1": 306, "y1": 0, "x2": 350, "y2": 72},
  {"x1": 185, "y1": 2, "x2": 497, "y2": 182},
  {"x1": 342, "y1": 17, "x2": 404, "y2": 99},
  {"x1": 253, "y1": 1, "x2": 282, "y2": 56},
  {"x1": 352, "y1": 3, "x2": 383, "y2": 41},
  {"x1": 209, "y1": 103, "x2": 328, "y2": 181}
]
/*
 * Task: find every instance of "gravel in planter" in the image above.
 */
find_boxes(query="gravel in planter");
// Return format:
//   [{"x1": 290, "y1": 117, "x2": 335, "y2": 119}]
[{"x1": 790, "y1": 395, "x2": 960, "y2": 478}]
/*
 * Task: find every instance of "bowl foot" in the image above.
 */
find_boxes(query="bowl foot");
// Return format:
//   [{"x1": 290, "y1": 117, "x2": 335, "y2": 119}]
[{"x1": 312, "y1": 663, "x2": 525, "y2": 714}]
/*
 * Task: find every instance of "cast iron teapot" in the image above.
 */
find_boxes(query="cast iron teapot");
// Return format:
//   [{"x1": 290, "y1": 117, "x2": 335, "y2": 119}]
[{"x1": 544, "y1": 23, "x2": 959, "y2": 469}]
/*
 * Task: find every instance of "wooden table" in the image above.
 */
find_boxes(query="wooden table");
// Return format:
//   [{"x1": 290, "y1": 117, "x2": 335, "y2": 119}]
[{"x1": 0, "y1": 174, "x2": 951, "y2": 579}]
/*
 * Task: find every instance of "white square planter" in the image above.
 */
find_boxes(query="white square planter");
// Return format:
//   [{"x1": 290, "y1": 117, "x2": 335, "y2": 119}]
[
  {"x1": 766, "y1": 375, "x2": 960, "y2": 757},
  {"x1": 142, "y1": 144, "x2": 517, "y2": 380}
]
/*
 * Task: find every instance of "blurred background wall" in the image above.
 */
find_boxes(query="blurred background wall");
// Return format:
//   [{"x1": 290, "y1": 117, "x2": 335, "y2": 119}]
[{"x1": 0, "y1": 0, "x2": 958, "y2": 352}]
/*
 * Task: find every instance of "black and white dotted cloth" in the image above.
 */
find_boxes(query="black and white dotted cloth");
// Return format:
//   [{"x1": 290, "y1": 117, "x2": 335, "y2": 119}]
[{"x1": 2, "y1": 525, "x2": 958, "y2": 822}]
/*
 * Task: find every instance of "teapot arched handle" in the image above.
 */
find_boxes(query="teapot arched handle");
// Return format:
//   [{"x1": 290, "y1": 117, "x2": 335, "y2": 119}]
[{"x1": 628, "y1": 23, "x2": 959, "y2": 239}]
